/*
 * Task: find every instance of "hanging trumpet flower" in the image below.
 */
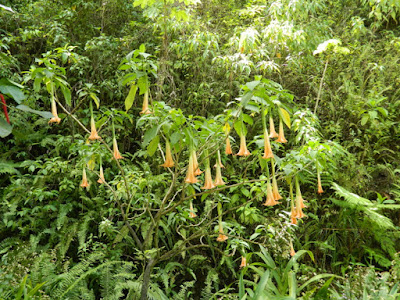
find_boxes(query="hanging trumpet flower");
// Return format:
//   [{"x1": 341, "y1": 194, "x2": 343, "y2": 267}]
[
  {"x1": 80, "y1": 167, "x2": 90, "y2": 188},
  {"x1": 289, "y1": 241, "x2": 296, "y2": 257},
  {"x1": 88, "y1": 102, "x2": 101, "y2": 140},
  {"x1": 48, "y1": 98, "x2": 61, "y2": 124},
  {"x1": 112, "y1": 119, "x2": 123, "y2": 160},
  {"x1": 216, "y1": 203, "x2": 228, "y2": 242},
  {"x1": 289, "y1": 180, "x2": 297, "y2": 224},
  {"x1": 239, "y1": 256, "x2": 248, "y2": 268},
  {"x1": 189, "y1": 200, "x2": 197, "y2": 218},
  {"x1": 261, "y1": 108, "x2": 274, "y2": 159},
  {"x1": 185, "y1": 150, "x2": 198, "y2": 184},
  {"x1": 276, "y1": 118, "x2": 287, "y2": 143},
  {"x1": 214, "y1": 150, "x2": 226, "y2": 186},
  {"x1": 269, "y1": 116, "x2": 278, "y2": 138},
  {"x1": 160, "y1": 139, "x2": 174, "y2": 168},
  {"x1": 140, "y1": 91, "x2": 152, "y2": 115},
  {"x1": 317, "y1": 167, "x2": 324, "y2": 194},
  {"x1": 97, "y1": 163, "x2": 105, "y2": 184},
  {"x1": 192, "y1": 149, "x2": 203, "y2": 176},
  {"x1": 223, "y1": 123, "x2": 233, "y2": 155},
  {"x1": 295, "y1": 176, "x2": 306, "y2": 218},
  {"x1": 225, "y1": 136, "x2": 233, "y2": 155},
  {"x1": 201, "y1": 150, "x2": 215, "y2": 190},
  {"x1": 236, "y1": 117, "x2": 251, "y2": 156},
  {"x1": 263, "y1": 165, "x2": 278, "y2": 206},
  {"x1": 271, "y1": 159, "x2": 282, "y2": 201}
]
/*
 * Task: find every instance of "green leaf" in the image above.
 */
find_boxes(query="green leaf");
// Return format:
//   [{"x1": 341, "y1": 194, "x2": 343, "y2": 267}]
[
  {"x1": 246, "y1": 80, "x2": 260, "y2": 91},
  {"x1": 170, "y1": 131, "x2": 181, "y2": 145},
  {"x1": 137, "y1": 76, "x2": 148, "y2": 95},
  {"x1": 361, "y1": 115, "x2": 369, "y2": 126},
  {"x1": 90, "y1": 93, "x2": 100, "y2": 109},
  {"x1": 253, "y1": 270, "x2": 270, "y2": 300},
  {"x1": 279, "y1": 107, "x2": 291, "y2": 129},
  {"x1": 147, "y1": 135, "x2": 159, "y2": 156},
  {"x1": 0, "y1": 118, "x2": 12, "y2": 137},
  {"x1": 0, "y1": 78, "x2": 25, "y2": 104},
  {"x1": 240, "y1": 92, "x2": 253, "y2": 107},
  {"x1": 143, "y1": 125, "x2": 159, "y2": 147},
  {"x1": 16, "y1": 105, "x2": 53, "y2": 119},
  {"x1": 61, "y1": 85, "x2": 71, "y2": 106},
  {"x1": 125, "y1": 84, "x2": 138, "y2": 112},
  {"x1": 242, "y1": 114, "x2": 253, "y2": 125}
]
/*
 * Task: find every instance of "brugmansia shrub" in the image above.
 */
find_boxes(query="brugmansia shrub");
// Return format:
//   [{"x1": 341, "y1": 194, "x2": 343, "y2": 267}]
[{"x1": 26, "y1": 66, "x2": 344, "y2": 298}]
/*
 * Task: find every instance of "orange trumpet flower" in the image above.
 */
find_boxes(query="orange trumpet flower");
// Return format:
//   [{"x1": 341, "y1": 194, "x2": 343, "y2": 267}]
[
  {"x1": 88, "y1": 116, "x2": 101, "y2": 140},
  {"x1": 295, "y1": 177, "x2": 306, "y2": 218},
  {"x1": 112, "y1": 137, "x2": 123, "y2": 160},
  {"x1": 216, "y1": 222, "x2": 228, "y2": 242},
  {"x1": 97, "y1": 164, "x2": 105, "y2": 184},
  {"x1": 263, "y1": 178, "x2": 278, "y2": 206},
  {"x1": 185, "y1": 152, "x2": 198, "y2": 184},
  {"x1": 262, "y1": 128, "x2": 274, "y2": 159},
  {"x1": 48, "y1": 98, "x2": 61, "y2": 124},
  {"x1": 80, "y1": 167, "x2": 90, "y2": 188},
  {"x1": 239, "y1": 256, "x2": 248, "y2": 268},
  {"x1": 290, "y1": 204, "x2": 298, "y2": 224},
  {"x1": 214, "y1": 151, "x2": 226, "y2": 186},
  {"x1": 160, "y1": 140, "x2": 174, "y2": 168},
  {"x1": 140, "y1": 91, "x2": 152, "y2": 115},
  {"x1": 317, "y1": 169, "x2": 324, "y2": 194},
  {"x1": 225, "y1": 137, "x2": 233, "y2": 155},
  {"x1": 189, "y1": 201, "x2": 197, "y2": 218},
  {"x1": 271, "y1": 159, "x2": 282, "y2": 201},
  {"x1": 269, "y1": 117, "x2": 278, "y2": 138},
  {"x1": 289, "y1": 241, "x2": 296, "y2": 257},
  {"x1": 236, "y1": 133, "x2": 251, "y2": 156},
  {"x1": 276, "y1": 119, "x2": 287, "y2": 143},
  {"x1": 201, "y1": 164, "x2": 215, "y2": 190},
  {"x1": 192, "y1": 149, "x2": 203, "y2": 176}
]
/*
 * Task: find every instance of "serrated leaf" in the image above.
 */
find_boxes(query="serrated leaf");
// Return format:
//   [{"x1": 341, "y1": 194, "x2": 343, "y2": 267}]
[
  {"x1": 147, "y1": 135, "x2": 159, "y2": 156},
  {"x1": 279, "y1": 107, "x2": 291, "y2": 129},
  {"x1": 125, "y1": 84, "x2": 138, "y2": 112}
]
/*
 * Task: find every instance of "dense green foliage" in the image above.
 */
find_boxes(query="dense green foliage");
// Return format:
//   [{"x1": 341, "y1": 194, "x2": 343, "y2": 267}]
[{"x1": 1, "y1": 0, "x2": 400, "y2": 299}]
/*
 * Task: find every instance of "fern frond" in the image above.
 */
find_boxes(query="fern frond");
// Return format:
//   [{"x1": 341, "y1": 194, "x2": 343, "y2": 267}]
[
  {"x1": 332, "y1": 183, "x2": 394, "y2": 229},
  {"x1": 0, "y1": 160, "x2": 20, "y2": 175}
]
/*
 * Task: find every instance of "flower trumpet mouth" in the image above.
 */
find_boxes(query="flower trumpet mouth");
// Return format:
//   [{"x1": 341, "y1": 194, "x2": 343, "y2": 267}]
[
  {"x1": 185, "y1": 153, "x2": 198, "y2": 184},
  {"x1": 49, "y1": 99, "x2": 61, "y2": 124},
  {"x1": 236, "y1": 134, "x2": 251, "y2": 156},
  {"x1": 160, "y1": 140, "x2": 175, "y2": 168},
  {"x1": 276, "y1": 119, "x2": 287, "y2": 143},
  {"x1": 201, "y1": 166, "x2": 215, "y2": 190},
  {"x1": 88, "y1": 117, "x2": 101, "y2": 140},
  {"x1": 269, "y1": 117, "x2": 278, "y2": 138},
  {"x1": 140, "y1": 91, "x2": 152, "y2": 115},
  {"x1": 80, "y1": 167, "x2": 90, "y2": 188},
  {"x1": 113, "y1": 137, "x2": 124, "y2": 160}
]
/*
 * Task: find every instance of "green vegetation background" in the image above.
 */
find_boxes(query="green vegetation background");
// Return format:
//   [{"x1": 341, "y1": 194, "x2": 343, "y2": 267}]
[{"x1": 0, "y1": 0, "x2": 400, "y2": 299}]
